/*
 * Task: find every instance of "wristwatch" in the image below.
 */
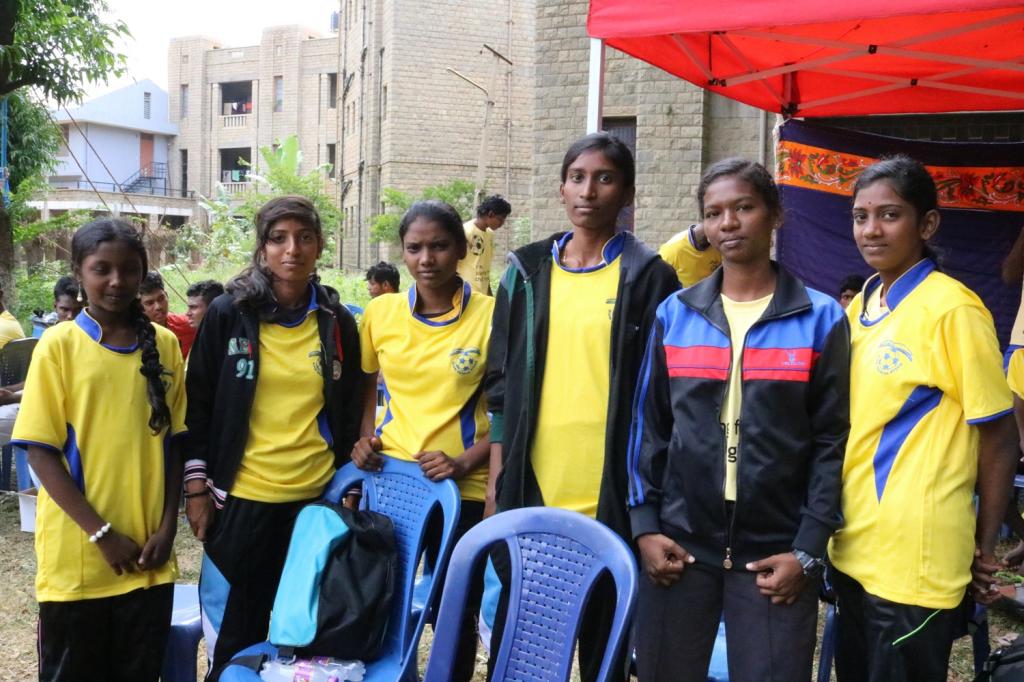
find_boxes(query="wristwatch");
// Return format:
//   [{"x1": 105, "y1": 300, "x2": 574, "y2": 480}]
[{"x1": 792, "y1": 549, "x2": 824, "y2": 577}]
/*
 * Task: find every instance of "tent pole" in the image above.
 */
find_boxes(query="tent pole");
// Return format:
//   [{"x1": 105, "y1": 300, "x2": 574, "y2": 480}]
[{"x1": 586, "y1": 38, "x2": 605, "y2": 133}]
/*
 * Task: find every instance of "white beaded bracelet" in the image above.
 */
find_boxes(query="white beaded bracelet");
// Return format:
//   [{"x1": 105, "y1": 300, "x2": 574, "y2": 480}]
[{"x1": 88, "y1": 522, "x2": 112, "y2": 544}]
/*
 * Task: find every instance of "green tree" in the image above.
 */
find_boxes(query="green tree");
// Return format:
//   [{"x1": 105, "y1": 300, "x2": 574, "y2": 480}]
[
  {"x1": 7, "y1": 90, "x2": 64, "y2": 242},
  {"x1": 0, "y1": 0, "x2": 128, "y2": 298},
  {"x1": 240, "y1": 135, "x2": 342, "y2": 261},
  {"x1": 177, "y1": 135, "x2": 343, "y2": 269},
  {"x1": 369, "y1": 179, "x2": 475, "y2": 244}
]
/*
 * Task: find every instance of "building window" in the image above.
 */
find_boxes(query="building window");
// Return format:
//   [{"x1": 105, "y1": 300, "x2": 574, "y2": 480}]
[
  {"x1": 58, "y1": 125, "x2": 70, "y2": 156},
  {"x1": 181, "y1": 53, "x2": 189, "y2": 65},
  {"x1": 180, "y1": 85, "x2": 189, "y2": 119},
  {"x1": 274, "y1": 44, "x2": 283, "y2": 57},
  {"x1": 274, "y1": 76, "x2": 284, "y2": 112},
  {"x1": 143, "y1": 92, "x2": 151, "y2": 119},
  {"x1": 180, "y1": 149, "x2": 188, "y2": 196},
  {"x1": 327, "y1": 73, "x2": 338, "y2": 109},
  {"x1": 327, "y1": 143, "x2": 336, "y2": 178},
  {"x1": 382, "y1": 85, "x2": 387, "y2": 120}
]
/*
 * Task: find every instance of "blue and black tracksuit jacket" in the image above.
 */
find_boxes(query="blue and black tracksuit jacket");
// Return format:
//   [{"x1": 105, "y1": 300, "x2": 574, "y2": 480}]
[{"x1": 628, "y1": 264, "x2": 850, "y2": 568}]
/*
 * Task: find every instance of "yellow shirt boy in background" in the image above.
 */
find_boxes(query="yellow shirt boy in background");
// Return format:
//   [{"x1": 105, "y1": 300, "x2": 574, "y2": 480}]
[{"x1": 456, "y1": 195, "x2": 512, "y2": 295}]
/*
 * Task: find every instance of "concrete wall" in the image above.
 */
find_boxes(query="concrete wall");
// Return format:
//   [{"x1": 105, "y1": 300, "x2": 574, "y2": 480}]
[
  {"x1": 532, "y1": 0, "x2": 769, "y2": 248},
  {"x1": 168, "y1": 27, "x2": 343, "y2": 250},
  {"x1": 319, "y1": 0, "x2": 534, "y2": 269},
  {"x1": 51, "y1": 124, "x2": 142, "y2": 187}
]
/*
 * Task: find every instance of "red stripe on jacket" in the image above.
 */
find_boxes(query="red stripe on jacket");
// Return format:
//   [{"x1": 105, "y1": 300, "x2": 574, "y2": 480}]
[
  {"x1": 742, "y1": 348, "x2": 818, "y2": 382},
  {"x1": 665, "y1": 345, "x2": 730, "y2": 380}
]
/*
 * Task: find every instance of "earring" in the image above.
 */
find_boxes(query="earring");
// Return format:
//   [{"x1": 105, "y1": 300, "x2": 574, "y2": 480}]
[{"x1": 76, "y1": 286, "x2": 83, "y2": 303}]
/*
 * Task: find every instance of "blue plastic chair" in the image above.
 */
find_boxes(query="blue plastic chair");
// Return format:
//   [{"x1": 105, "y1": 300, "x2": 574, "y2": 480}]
[
  {"x1": 423, "y1": 507, "x2": 638, "y2": 682},
  {"x1": 707, "y1": 620, "x2": 729, "y2": 681},
  {"x1": 221, "y1": 457, "x2": 461, "y2": 682},
  {"x1": 161, "y1": 584, "x2": 204, "y2": 682}
]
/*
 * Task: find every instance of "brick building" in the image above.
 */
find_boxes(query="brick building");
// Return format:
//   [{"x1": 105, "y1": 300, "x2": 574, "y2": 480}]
[
  {"x1": 530, "y1": 0, "x2": 772, "y2": 248},
  {"x1": 337, "y1": 0, "x2": 535, "y2": 268},
  {"x1": 168, "y1": 0, "x2": 535, "y2": 270},
  {"x1": 167, "y1": 25, "x2": 340, "y2": 213}
]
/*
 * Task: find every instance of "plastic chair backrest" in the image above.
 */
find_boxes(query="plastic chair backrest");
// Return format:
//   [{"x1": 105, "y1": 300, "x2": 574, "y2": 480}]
[
  {"x1": 424, "y1": 507, "x2": 638, "y2": 682},
  {"x1": 322, "y1": 457, "x2": 460, "y2": 679},
  {"x1": 0, "y1": 337, "x2": 38, "y2": 385}
]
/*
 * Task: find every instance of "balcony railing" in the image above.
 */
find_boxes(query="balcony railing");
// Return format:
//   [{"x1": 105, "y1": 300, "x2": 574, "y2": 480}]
[
  {"x1": 47, "y1": 179, "x2": 195, "y2": 199},
  {"x1": 222, "y1": 114, "x2": 249, "y2": 128},
  {"x1": 221, "y1": 182, "x2": 251, "y2": 195}
]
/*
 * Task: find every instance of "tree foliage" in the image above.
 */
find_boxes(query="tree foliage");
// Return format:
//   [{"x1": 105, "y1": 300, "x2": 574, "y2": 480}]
[
  {"x1": 0, "y1": 0, "x2": 128, "y2": 300},
  {"x1": 178, "y1": 135, "x2": 342, "y2": 269},
  {"x1": 239, "y1": 135, "x2": 342, "y2": 234},
  {"x1": 0, "y1": 0, "x2": 128, "y2": 102},
  {"x1": 369, "y1": 179, "x2": 476, "y2": 244}
]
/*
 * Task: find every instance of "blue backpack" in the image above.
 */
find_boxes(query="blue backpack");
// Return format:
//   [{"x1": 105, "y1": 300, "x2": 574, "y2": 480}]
[{"x1": 269, "y1": 501, "x2": 397, "y2": 662}]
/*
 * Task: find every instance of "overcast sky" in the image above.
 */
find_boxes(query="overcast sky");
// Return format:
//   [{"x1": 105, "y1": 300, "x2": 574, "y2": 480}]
[{"x1": 84, "y1": 0, "x2": 339, "y2": 100}]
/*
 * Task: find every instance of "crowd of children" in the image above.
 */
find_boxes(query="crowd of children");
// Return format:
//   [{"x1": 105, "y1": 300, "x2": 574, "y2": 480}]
[{"x1": 9, "y1": 132, "x2": 1024, "y2": 682}]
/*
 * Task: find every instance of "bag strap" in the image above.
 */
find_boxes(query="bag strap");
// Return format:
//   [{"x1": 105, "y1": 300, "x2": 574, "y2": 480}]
[{"x1": 229, "y1": 652, "x2": 267, "y2": 673}]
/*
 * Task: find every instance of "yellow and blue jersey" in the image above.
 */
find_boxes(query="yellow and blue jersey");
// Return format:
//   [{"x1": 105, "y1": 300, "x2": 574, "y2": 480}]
[
  {"x1": 532, "y1": 232, "x2": 622, "y2": 518},
  {"x1": 360, "y1": 281, "x2": 493, "y2": 501},
  {"x1": 232, "y1": 289, "x2": 335, "y2": 503},
  {"x1": 1007, "y1": 347, "x2": 1024, "y2": 399},
  {"x1": 829, "y1": 259, "x2": 1012, "y2": 609},
  {"x1": 12, "y1": 311, "x2": 187, "y2": 602},
  {"x1": 658, "y1": 226, "x2": 721, "y2": 288}
]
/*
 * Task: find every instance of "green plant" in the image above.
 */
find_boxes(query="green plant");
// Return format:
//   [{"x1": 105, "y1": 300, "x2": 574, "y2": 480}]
[
  {"x1": 239, "y1": 135, "x2": 342, "y2": 260},
  {"x1": 369, "y1": 187, "x2": 413, "y2": 244},
  {"x1": 13, "y1": 208, "x2": 91, "y2": 245},
  {"x1": 511, "y1": 216, "x2": 532, "y2": 248},
  {"x1": 0, "y1": 0, "x2": 129, "y2": 297},
  {"x1": 369, "y1": 180, "x2": 476, "y2": 244},
  {"x1": 10, "y1": 263, "x2": 66, "y2": 331}
]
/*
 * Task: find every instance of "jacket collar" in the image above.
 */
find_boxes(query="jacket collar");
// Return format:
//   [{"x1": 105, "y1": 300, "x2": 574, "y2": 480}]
[
  {"x1": 509, "y1": 230, "x2": 659, "y2": 285},
  {"x1": 680, "y1": 262, "x2": 811, "y2": 321},
  {"x1": 261, "y1": 282, "x2": 319, "y2": 327},
  {"x1": 551, "y1": 232, "x2": 625, "y2": 273}
]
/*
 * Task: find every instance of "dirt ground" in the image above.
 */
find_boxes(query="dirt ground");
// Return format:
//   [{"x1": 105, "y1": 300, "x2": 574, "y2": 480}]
[{"x1": 0, "y1": 493, "x2": 1019, "y2": 681}]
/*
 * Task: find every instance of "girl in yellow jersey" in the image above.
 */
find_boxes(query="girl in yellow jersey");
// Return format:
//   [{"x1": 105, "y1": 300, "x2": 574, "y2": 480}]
[
  {"x1": 13, "y1": 220, "x2": 186, "y2": 681},
  {"x1": 484, "y1": 133, "x2": 679, "y2": 682},
  {"x1": 351, "y1": 200, "x2": 493, "y2": 682},
  {"x1": 828, "y1": 156, "x2": 1018, "y2": 682},
  {"x1": 184, "y1": 197, "x2": 363, "y2": 676}
]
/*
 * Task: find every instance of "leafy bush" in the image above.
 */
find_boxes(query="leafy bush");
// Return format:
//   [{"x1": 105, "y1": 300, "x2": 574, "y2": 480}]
[{"x1": 369, "y1": 180, "x2": 475, "y2": 244}]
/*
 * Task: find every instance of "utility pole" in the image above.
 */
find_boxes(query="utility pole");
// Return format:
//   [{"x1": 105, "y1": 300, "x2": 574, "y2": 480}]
[{"x1": 446, "y1": 44, "x2": 512, "y2": 207}]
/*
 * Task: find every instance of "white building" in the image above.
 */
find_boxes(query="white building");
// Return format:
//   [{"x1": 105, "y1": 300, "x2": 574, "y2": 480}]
[
  {"x1": 50, "y1": 79, "x2": 181, "y2": 196},
  {"x1": 29, "y1": 80, "x2": 198, "y2": 267}
]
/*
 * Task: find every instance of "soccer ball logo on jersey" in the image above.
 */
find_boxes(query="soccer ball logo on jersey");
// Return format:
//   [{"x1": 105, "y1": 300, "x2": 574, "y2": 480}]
[
  {"x1": 874, "y1": 340, "x2": 913, "y2": 375},
  {"x1": 450, "y1": 347, "x2": 482, "y2": 375},
  {"x1": 469, "y1": 234, "x2": 485, "y2": 256}
]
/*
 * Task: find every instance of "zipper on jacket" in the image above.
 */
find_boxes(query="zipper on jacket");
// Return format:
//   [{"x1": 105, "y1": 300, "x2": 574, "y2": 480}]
[{"x1": 723, "y1": 321, "x2": 754, "y2": 570}]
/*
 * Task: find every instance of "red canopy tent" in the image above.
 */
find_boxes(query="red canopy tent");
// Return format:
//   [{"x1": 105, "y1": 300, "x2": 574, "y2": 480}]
[{"x1": 586, "y1": 1, "x2": 1024, "y2": 117}]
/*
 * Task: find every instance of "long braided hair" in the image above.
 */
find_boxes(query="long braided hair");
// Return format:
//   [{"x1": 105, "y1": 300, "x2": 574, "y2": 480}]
[{"x1": 72, "y1": 219, "x2": 171, "y2": 434}]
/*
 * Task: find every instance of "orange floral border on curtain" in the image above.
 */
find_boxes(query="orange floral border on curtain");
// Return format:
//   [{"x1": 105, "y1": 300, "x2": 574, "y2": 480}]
[{"x1": 776, "y1": 140, "x2": 1024, "y2": 213}]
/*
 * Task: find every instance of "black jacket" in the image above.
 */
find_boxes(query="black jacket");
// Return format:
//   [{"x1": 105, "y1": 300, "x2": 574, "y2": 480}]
[
  {"x1": 485, "y1": 231, "x2": 680, "y2": 542},
  {"x1": 185, "y1": 284, "x2": 363, "y2": 500},
  {"x1": 628, "y1": 265, "x2": 850, "y2": 566}
]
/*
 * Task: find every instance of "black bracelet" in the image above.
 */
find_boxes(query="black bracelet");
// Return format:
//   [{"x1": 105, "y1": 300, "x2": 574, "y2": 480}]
[{"x1": 183, "y1": 490, "x2": 209, "y2": 499}]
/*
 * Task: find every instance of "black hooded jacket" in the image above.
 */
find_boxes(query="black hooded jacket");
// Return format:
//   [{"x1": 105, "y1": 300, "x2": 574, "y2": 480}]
[
  {"x1": 485, "y1": 231, "x2": 680, "y2": 542},
  {"x1": 184, "y1": 284, "x2": 363, "y2": 501}
]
